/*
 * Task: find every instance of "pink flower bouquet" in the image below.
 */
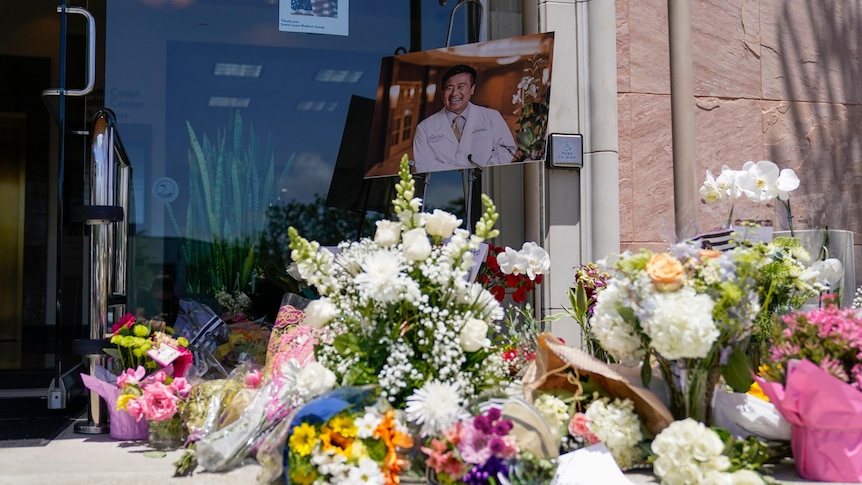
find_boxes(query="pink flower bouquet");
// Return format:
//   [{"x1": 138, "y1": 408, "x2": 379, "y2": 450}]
[
  {"x1": 756, "y1": 296, "x2": 862, "y2": 482},
  {"x1": 116, "y1": 366, "x2": 191, "y2": 422}
]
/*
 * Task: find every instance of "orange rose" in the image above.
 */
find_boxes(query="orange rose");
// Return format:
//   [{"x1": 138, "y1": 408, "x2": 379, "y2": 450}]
[
  {"x1": 645, "y1": 253, "x2": 684, "y2": 291},
  {"x1": 699, "y1": 249, "x2": 722, "y2": 261}
]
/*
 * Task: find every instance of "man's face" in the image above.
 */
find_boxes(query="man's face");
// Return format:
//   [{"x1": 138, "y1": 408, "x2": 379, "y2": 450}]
[{"x1": 442, "y1": 72, "x2": 475, "y2": 115}]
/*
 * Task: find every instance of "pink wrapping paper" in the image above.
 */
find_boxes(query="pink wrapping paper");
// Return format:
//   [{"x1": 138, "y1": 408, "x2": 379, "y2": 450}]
[
  {"x1": 80, "y1": 367, "x2": 149, "y2": 441},
  {"x1": 755, "y1": 359, "x2": 862, "y2": 483}
]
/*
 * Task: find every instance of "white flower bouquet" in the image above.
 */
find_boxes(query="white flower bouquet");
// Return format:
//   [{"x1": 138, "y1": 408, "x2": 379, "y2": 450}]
[
  {"x1": 591, "y1": 241, "x2": 763, "y2": 424},
  {"x1": 288, "y1": 155, "x2": 509, "y2": 422}
]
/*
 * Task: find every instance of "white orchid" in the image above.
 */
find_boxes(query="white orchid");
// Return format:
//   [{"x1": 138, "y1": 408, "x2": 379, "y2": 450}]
[
  {"x1": 738, "y1": 160, "x2": 800, "y2": 202},
  {"x1": 496, "y1": 241, "x2": 550, "y2": 281}
]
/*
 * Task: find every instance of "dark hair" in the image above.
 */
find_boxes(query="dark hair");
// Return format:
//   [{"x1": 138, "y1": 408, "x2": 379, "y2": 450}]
[{"x1": 441, "y1": 64, "x2": 477, "y2": 87}]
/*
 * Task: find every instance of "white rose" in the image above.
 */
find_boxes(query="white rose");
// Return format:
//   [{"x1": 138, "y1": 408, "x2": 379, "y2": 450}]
[
  {"x1": 459, "y1": 318, "x2": 490, "y2": 352},
  {"x1": 402, "y1": 228, "x2": 432, "y2": 261},
  {"x1": 729, "y1": 469, "x2": 766, "y2": 485},
  {"x1": 374, "y1": 220, "x2": 401, "y2": 248},
  {"x1": 424, "y1": 209, "x2": 462, "y2": 239},
  {"x1": 296, "y1": 361, "x2": 336, "y2": 397},
  {"x1": 303, "y1": 297, "x2": 338, "y2": 329}
]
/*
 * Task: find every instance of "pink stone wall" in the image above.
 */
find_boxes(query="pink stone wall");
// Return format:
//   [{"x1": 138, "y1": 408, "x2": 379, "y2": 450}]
[{"x1": 616, "y1": 0, "x2": 862, "y2": 284}]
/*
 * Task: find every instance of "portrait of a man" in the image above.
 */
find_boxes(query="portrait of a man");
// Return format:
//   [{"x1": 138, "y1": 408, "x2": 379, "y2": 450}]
[{"x1": 363, "y1": 32, "x2": 555, "y2": 178}]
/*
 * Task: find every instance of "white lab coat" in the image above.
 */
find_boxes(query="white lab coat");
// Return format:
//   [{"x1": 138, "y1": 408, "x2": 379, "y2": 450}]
[{"x1": 412, "y1": 103, "x2": 517, "y2": 173}]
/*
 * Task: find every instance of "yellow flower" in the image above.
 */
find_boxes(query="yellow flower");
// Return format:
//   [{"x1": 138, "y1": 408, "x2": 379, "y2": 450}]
[
  {"x1": 289, "y1": 423, "x2": 318, "y2": 457},
  {"x1": 116, "y1": 393, "x2": 136, "y2": 411},
  {"x1": 177, "y1": 337, "x2": 189, "y2": 347},
  {"x1": 320, "y1": 430, "x2": 352, "y2": 457},
  {"x1": 747, "y1": 381, "x2": 770, "y2": 402},
  {"x1": 289, "y1": 469, "x2": 317, "y2": 485},
  {"x1": 132, "y1": 324, "x2": 150, "y2": 338},
  {"x1": 329, "y1": 414, "x2": 358, "y2": 438}
]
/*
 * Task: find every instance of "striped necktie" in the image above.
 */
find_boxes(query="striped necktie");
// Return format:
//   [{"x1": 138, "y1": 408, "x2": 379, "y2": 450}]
[{"x1": 452, "y1": 115, "x2": 462, "y2": 142}]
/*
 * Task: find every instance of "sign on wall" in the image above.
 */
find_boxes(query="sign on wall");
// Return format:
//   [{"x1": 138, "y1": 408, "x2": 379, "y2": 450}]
[{"x1": 279, "y1": 0, "x2": 348, "y2": 36}]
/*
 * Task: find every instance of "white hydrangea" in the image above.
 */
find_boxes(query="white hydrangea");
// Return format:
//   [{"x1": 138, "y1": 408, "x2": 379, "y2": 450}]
[
  {"x1": 533, "y1": 393, "x2": 570, "y2": 432},
  {"x1": 585, "y1": 397, "x2": 644, "y2": 470},
  {"x1": 590, "y1": 283, "x2": 646, "y2": 365},
  {"x1": 641, "y1": 287, "x2": 718, "y2": 360},
  {"x1": 650, "y1": 418, "x2": 760, "y2": 485}
]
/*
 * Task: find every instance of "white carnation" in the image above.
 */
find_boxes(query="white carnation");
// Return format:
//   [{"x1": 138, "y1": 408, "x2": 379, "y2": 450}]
[{"x1": 295, "y1": 361, "x2": 336, "y2": 398}]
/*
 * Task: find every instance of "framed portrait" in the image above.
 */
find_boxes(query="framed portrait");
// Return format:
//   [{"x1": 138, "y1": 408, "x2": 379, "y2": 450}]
[{"x1": 364, "y1": 32, "x2": 555, "y2": 178}]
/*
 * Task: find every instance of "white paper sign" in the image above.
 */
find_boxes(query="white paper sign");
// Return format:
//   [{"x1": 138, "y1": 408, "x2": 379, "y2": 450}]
[
  {"x1": 468, "y1": 243, "x2": 490, "y2": 283},
  {"x1": 550, "y1": 444, "x2": 636, "y2": 485},
  {"x1": 279, "y1": 0, "x2": 348, "y2": 36}
]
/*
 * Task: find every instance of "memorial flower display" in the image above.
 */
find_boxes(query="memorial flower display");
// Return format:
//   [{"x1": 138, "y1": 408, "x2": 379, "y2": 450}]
[
  {"x1": 590, "y1": 241, "x2": 763, "y2": 424},
  {"x1": 288, "y1": 155, "x2": 508, "y2": 429}
]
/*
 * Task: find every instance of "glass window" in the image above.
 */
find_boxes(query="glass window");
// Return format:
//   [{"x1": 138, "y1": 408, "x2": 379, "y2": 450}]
[{"x1": 106, "y1": 1, "x2": 474, "y2": 322}]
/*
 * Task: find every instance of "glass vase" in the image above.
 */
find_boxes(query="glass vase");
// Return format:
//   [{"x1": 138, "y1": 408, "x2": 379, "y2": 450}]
[
  {"x1": 660, "y1": 360, "x2": 721, "y2": 426},
  {"x1": 147, "y1": 415, "x2": 187, "y2": 450}
]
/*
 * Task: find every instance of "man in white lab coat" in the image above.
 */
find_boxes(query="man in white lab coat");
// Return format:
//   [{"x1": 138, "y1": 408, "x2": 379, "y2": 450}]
[{"x1": 412, "y1": 65, "x2": 516, "y2": 173}]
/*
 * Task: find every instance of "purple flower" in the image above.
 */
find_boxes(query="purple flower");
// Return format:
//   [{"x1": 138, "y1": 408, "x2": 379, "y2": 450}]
[
  {"x1": 492, "y1": 420, "x2": 513, "y2": 436},
  {"x1": 473, "y1": 415, "x2": 491, "y2": 433},
  {"x1": 485, "y1": 407, "x2": 501, "y2": 422}
]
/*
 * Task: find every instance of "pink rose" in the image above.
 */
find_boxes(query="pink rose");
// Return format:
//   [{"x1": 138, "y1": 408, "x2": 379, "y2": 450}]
[
  {"x1": 141, "y1": 382, "x2": 179, "y2": 421},
  {"x1": 568, "y1": 413, "x2": 600, "y2": 444},
  {"x1": 149, "y1": 370, "x2": 167, "y2": 384},
  {"x1": 125, "y1": 398, "x2": 146, "y2": 422},
  {"x1": 171, "y1": 377, "x2": 191, "y2": 398}
]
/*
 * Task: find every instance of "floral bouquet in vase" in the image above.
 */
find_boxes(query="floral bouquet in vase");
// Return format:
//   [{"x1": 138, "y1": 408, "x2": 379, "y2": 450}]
[
  {"x1": 116, "y1": 366, "x2": 191, "y2": 450},
  {"x1": 755, "y1": 295, "x2": 862, "y2": 482},
  {"x1": 288, "y1": 155, "x2": 509, "y2": 417},
  {"x1": 590, "y1": 241, "x2": 763, "y2": 424}
]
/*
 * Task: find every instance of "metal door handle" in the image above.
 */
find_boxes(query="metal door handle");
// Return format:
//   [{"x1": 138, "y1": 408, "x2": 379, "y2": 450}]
[{"x1": 42, "y1": 6, "x2": 96, "y2": 97}]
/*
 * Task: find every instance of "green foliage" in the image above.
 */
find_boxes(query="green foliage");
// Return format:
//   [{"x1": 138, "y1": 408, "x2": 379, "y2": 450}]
[
  {"x1": 512, "y1": 53, "x2": 551, "y2": 161},
  {"x1": 166, "y1": 111, "x2": 292, "y2": 297}
]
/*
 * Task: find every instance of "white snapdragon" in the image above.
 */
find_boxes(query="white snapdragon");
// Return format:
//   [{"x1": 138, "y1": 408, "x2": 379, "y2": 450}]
[
  {"x1": 424, "y1": 209, "x2": 462, "y2": 239},
  {"x1": 402, "y1": 227, "x2": 432, "y2": 261},
  {"x1": 373, "y1": 220, "x2": 401, "y2": 247}
]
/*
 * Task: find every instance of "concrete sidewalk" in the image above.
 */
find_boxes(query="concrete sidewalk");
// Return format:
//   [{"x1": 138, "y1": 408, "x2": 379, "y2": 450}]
[
  {"x1": 0, "y1": 419, "x2": 261, "y2": 485},
  {"x1": 0, "y1": 418, "x2": 836, "y2": 485}
]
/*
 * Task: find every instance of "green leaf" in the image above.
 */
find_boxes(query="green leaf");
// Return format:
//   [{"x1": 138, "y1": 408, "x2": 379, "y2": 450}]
[
  {"x1": 333, "y1": 333, "x2": 359, "y2": 355},
  {"x1": 103, "y1": 348, "x2": 121, "y2": 360},
  {"x1": 722, "y1": 347, "x2": 755, "y2": 392},
  {"x1": 640, "y1": 352, "x2": 652, "y2": 387}
]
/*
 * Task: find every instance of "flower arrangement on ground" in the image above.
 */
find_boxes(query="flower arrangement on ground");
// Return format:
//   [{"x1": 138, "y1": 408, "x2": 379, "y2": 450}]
[
  {"x1": 650, "y1": 418, "x2": 768, "y2": 485},
  {"x1": 476, "y1": 242, "x2": 549, "y2": 304},
  {"x1": 590, "y1": 241, "x2": 764, "y2": 424},
  {"x1": 115, "y1": 366, "x2": 192, "y2": 449},
  {"x1": 288, "y1": 155, "x2": 508, "y2": 418},
  {"x1": 762, "y1": 294, "x2": 862, "y2": 391},
  {"x1": 417, "y1": 405, "x2": 556, "y2": 485},
  {"x1": 285, "y1": 386, "x2": 414, "y2": 485},
  {"x1": 104, "y1": 313, "x2": 193, "y2": 377},
  {"x1": 699, "y1": 160, "x2": 800, "y2": 233},
  {"x1": 755, "y1": 299, "x2": 862, "y2": 483}
]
